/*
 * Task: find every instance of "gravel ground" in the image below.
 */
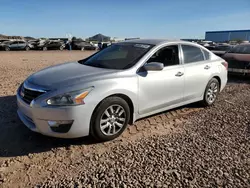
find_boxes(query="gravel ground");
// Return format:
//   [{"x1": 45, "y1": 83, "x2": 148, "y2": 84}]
[{"x1": 0, "y1": 51, "x2": 249, "y2": 187}]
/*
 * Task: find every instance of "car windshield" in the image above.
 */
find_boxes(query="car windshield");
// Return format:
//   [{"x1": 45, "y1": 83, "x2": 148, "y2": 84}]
[
  {"x1": 2, "y1": 41, "x2": 11, "y2": 44},
  {"x1": 215, "y1": 45, "x2": 232, "y2": 51},
  {"x1": 228, "y1": 45, "x2": 250, "y2": 54},
  {"x1": 79, "y1": 43, "x2": 154, "y2": 69}
]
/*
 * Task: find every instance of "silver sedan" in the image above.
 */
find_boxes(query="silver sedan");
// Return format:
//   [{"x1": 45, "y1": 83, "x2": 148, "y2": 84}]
[{"x1": 17, "y1": 39, "x2": 228, "y2": 141}]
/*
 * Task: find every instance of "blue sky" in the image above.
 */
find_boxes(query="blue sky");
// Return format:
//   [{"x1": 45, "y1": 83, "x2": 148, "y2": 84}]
[{"x1": 0, "y1": 0, "x2": 249, "y2": 39}]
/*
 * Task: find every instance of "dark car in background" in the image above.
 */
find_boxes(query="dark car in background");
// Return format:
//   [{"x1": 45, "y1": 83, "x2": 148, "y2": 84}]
[
  {"x1": 72, "y1": 40, "x2": 96, "y2": 50},
  {"x1": 34, "y1": 40, "x2": 65, "y2": 51},
  {"x1": 211, "y1": 45, "x2": 234, "y2": 57},
  {"x1": 222, "y1": 43, "x2": 250, "y2": 75},
  {"x1": 0, "y1": 41, "x2": 32, "y2": 51}
]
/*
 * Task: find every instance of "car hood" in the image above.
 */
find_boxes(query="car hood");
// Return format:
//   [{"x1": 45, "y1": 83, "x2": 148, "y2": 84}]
[{"x1": 26, "y1": 62, "x2": 118, "y2": 89}]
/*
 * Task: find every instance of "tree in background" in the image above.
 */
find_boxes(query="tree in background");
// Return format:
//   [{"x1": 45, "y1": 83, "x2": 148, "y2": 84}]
[{"x1": 232, "y1": 39, "x2": 243, "y2": 44}]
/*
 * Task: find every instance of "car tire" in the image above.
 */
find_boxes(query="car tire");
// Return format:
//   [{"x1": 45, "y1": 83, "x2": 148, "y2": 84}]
[
  {"x1": 43, "y1": 47, "x2": 47, "y2": 51},
  {"x1": 59, "y1": 46, "x2": 64, "y2": 51},
  {"x1": 25, "y1": 46, "x2": 30, "y2": 51},
  {"x1": 201, "y1": 78, "x2": 220, "y2": 107},
  {"x1": 5, "y1": 46, "x2": 10, "y2": 51},
  {"x1": 81, "y1": 47, "x2": 85, "y2": 51},
  {"x1": 90, "y1": 96, "x2": 130, "y2": 142}
]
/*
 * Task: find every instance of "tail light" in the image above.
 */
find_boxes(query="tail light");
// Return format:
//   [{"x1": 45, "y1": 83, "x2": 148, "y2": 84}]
[{"x1": 221, "y1": 61, "x2": 228, "y2": 70}]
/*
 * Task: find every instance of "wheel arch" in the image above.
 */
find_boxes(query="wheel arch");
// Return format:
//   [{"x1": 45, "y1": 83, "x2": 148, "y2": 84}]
[
  {"x1": 91, "y1": 93, "x2": 135, "y2": 125},
  {"x1": 212, "y1": 75, "x2": 221, "y2": 90}
]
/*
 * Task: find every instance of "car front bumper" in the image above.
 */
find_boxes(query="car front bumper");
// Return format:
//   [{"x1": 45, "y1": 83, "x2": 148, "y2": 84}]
[{"x1": 17, "y1": 94, "x2": 92, "y2": 138}]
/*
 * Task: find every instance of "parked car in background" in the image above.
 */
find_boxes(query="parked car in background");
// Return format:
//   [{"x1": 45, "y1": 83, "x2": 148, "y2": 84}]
[
  {"x1": 17, "y1": 39, "x2": 227, "y2": 141},
  {"x1": 72, "y1": 41, "x2": 96, "y2": 50},
  {"x1": 199, "y1": 41, "x2": 215, "y2": 47},
  {"x1": 204, "y1": 45, "x2": 216, "y2": 51},
  {"x1": 222, "y1": 43, "x2": 250, "y2": 75},
  {"x1": 211, "y1": 45, "x2": 234, "y2": 57},
  {"x1": 34, "y1": 40, "x2": 65, "y2": 51},
  {"x1": 0, "y1": 39, "x2": 10, "y2": 44},
  {"x1": 28, "y1": 39, "x2": 40, "y2": 47},
  {"x1": 0, "y1": 40, "x2": 32, "y2": 51}
]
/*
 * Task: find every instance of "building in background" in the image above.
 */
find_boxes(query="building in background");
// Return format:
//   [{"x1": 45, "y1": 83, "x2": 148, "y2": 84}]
[{"x1": 205, "y1": 30, "x2": 250, "y2": 42}]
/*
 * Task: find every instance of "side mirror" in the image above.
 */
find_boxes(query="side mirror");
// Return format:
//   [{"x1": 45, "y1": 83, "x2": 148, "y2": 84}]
[{"x1": 143, "y1": 62, "x2": 164, "y2": 71}]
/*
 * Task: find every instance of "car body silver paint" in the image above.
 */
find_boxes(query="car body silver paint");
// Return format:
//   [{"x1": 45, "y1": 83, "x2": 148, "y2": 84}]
[{"x1": 17, "y1": 39, "x2": 228, "y2": 138}]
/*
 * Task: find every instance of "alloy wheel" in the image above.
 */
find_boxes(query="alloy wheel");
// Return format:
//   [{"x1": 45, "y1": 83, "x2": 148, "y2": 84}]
[
  {"x1": 206, "y1": 82, "x2": 218, "y2": 104},
  {"x1": 100, "y1": 105, "x2": 126, "y2": 136}
]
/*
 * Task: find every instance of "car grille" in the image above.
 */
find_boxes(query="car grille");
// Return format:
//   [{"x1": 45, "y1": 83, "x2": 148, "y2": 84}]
[
  {"x1": 228, "y1": 60, "x2": 250, "y2": 69},
  {"x1": 20, "y1": 84, "x2": 46, "y2": 104}
]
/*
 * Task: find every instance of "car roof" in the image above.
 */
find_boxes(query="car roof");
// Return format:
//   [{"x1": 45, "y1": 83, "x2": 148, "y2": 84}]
[{"x1": 121, "y1": 39, "x2": 182, "y2": 45}]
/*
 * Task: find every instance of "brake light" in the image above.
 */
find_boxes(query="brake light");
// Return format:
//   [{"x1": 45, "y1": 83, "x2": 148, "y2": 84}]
[{"x1": 221, "y1": 61, "x2": 228, "y2": 70}]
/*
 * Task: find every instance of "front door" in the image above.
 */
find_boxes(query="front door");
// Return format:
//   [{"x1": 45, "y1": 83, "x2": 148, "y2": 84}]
[
  {"x1": 9, "y1": 41, "x2": 18, "y2": 49},
  {"x1": 138, "y1": 45, "x2": 184, "y2": 115}
]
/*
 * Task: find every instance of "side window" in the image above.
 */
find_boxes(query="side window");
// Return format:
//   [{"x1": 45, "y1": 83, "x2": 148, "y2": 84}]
[
  {"x1": 202, "y1": 49, "x2": 210, "y2": 60},
  {"x1": 182, "y1": 45, "x2": 205, "y2": 64},
  {"x1": 147, "y1": 45, "x2": 180, "y2": 67},
  {"x1": 245, "y1": 46, "x2": 250, "y2": 54}
]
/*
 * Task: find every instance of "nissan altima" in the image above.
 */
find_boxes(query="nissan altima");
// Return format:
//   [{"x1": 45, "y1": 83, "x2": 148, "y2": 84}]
[{"x1": 17, "y1": 39, "x2": 228, "y2": 141}]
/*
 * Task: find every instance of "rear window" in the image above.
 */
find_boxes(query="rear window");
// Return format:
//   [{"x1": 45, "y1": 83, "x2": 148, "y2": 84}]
[{"x1": 182, "y1": 45, "x2": 205, "y2": 63}]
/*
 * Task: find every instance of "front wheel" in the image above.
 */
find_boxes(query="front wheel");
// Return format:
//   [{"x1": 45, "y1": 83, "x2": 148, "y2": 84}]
[
  {"x1": 42, "y1": 46, "x2": 47, "y2": 51},
  {"x1": 90, "y1": 97, "x2": 130, "y2": 141},
  {"x1": 81, "y1": 47, "x2": 85, "y2": 51},
  {"x1": 25, "y1": 46, "x2": 30, "y2": 51},
  {"x1": 201, "y1": 78, "x2": 220, "y2": 106},
  {"x1": 59, "y1": 46, "x2": 64, "y2": 51}
]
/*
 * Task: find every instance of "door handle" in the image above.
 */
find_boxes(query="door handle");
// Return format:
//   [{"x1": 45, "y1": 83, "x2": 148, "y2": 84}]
[
  {"x1": 175, "y1": 72, "x2": 184, "y2": 77},
  {"x1": 204, "y1": 65, "x2": 211, "y2": 69}
]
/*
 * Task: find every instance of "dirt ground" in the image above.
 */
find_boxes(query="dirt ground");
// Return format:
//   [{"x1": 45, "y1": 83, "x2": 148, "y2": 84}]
[{"x1": 0, "y1": 51, "x2": 249, "y2": 187}]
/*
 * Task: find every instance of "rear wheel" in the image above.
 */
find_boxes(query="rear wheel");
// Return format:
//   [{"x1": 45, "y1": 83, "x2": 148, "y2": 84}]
[
  {"x1": 25, "y1": 46, "x2": 30, "y2": 51},
  {"x1": 5, "y1": 46, "x2": 10, "y2": 51},
  {"x1": 201, "y1": 78, "x2": 220, "y2": 106},
  {"x1": 81, "y1": 47, "x2": 85, "y2": 51},
  {"x1": 42, "y1": 46, "x2": 47, "y2": 51},
  {"x1": 90, "y1": 97, "x2": 130, "y2": 141}
]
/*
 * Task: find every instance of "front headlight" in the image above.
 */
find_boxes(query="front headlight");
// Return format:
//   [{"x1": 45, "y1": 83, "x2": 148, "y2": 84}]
[{"x1": 47, "y1": 87, "x2": 93, "y2": 106}]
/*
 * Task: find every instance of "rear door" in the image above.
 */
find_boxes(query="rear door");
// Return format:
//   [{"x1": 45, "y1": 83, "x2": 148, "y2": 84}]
[
  {"x1": 54, "y1": 42, "x2": 61, "y2": 49},
  {"x1": 181, "y1": 44, "x2": 212, "y2": 101},
  {"x1": 47, "y1": 41, "x2": 56, "y2": 49}
]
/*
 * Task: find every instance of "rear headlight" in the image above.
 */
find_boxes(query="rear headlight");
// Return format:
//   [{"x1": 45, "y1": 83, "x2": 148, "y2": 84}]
[{"x1": 221, "y1": 61, "x2": 228, "y2": 70}]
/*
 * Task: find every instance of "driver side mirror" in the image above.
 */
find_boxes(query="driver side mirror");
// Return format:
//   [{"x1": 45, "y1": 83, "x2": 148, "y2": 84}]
[{"x1": 143, "y1": 62, "x2": 164, "y2": 71}]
